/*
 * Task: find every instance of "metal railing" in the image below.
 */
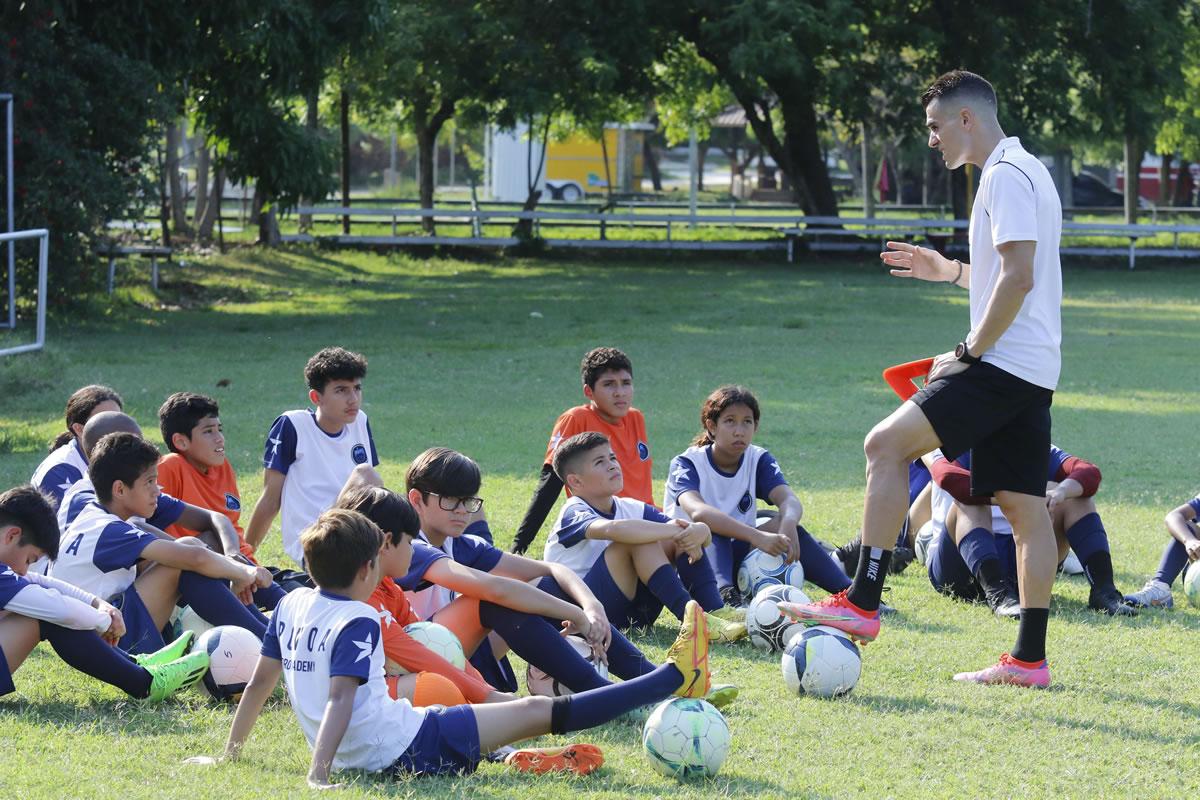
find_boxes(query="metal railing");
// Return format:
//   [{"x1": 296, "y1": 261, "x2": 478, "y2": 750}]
[{"x1": 0, "y1": 228, "x2": 50, "y2": 357}]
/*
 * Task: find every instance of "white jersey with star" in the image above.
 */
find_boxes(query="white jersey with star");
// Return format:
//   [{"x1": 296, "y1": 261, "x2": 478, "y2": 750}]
[
  {"x1": 31, "y1": 441, "x2": 89, "y2": 507},
  {"x1": 662, "y1": 443, "x2": 788, "y2": 528},
  {"x1": 545, "y1": 495, "x2": 671, "y2": 577},
  {"x1": 262, "y1": 587, "x2": 425, "y2": 771}
]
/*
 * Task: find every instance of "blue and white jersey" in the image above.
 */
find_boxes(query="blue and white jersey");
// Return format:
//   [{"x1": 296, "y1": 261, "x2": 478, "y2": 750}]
[
  {"x1": 263, "y1": 409, "x2": 379, "y2": 565},
  {"x1": 0, "y1": 565, "x2": 30, "y2": 611},
  {"x1": 263, "y1": 588, "x2": 425, "y2": 771},
  {"x1": 662, "y1": 444, "x2": 788, "y2": 528},
  {"x1": 51, "y1": 501, "x2": 160, "y2": 600},
  {"x1": 58, "y1": 477, "x2": 185, "y2": 532},
  {"x1": 545, "y1": 495, "x2": 672, "y2": 577},
  {"x1": 399, "y1": 533, "x2": 502, "y2": 621},
  {"x1": 31, "y1": 441, "x2": 89, "y2": 507},
  {"x1": 1187, "y1": 494, "x2": 1200, "y2": 521}
]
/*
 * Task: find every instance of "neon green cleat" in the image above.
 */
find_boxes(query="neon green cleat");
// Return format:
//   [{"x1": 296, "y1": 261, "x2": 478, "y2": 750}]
[
  {"x1": 705, "y1": 683, "x2": 739, "y2": 709},
  {"x1": 707, "y1": 605, "x2": 746, "y2": 624},
  {"x1": 705, "y1": 613, "x2": 747, "y2": 644},
  {"x1": 133, "y1": 631, "x2": 196, "y2": 667},
  {"x1": 146, "y1": 651, "x2": 210, "y2": 702}
]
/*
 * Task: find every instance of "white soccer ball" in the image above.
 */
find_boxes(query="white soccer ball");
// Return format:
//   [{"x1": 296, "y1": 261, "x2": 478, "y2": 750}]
[
  {"x1": 642, "y1": 697, "x2": 731, "y2": 780},
  {"x1": 780, "y1": 625, "x2": 862, "y2": 699},
  {"x1": 398, "y1": 621, "x2": 465, "y2": 672},
  {"x1": 525, "y1": 635, "x2": 609, "y2": 696},
  {"x1": 173, "y1": 604, "x2": 214, "y2": 641},
  {"x1": 914, "y1": 520, "x2": 936, "y2": 566},
  {"x1": 1183, "y1": 561, "x2": 1200, "y2": 608},
  {"x1": 736, "y1": 549, "x2": 787, "y2": 596},
  {"x1": 196, "y1": 625, "x2": 262, "y2": 701},
  {"x1": 746, "y1": 584, "x2": 810, "y2": 652}
]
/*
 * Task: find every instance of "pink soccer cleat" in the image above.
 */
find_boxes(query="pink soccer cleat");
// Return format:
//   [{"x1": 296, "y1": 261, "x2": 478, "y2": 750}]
[
  {"x1": 778, "y1": 590, "x2": 881, "y2": 643},
  {"x1": 952, "y1": 653, "x2": 1051, "y2": 688}
]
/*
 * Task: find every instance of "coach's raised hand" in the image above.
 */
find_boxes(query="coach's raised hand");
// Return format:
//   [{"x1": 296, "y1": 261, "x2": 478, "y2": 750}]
[{"x1": 882, "y1": 241, "x2": 960, "y2": 284}]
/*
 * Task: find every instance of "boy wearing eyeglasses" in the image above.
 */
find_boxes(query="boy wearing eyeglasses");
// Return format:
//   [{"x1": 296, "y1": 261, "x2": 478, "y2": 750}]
[{"x1": 245, "y1": 347, "x2": 379, "y2": 567}]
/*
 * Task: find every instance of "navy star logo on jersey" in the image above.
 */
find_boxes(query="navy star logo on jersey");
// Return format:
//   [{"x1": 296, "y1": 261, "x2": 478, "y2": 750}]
[
  {"x1": 353, "y1": 632, "x2": 375, "y2": 662},
  {"x1": 637, "y1": 441, "x2": 649, "y2": 460},
  {"x1": 351, "y1": 444, "x2": 368, "y2": 464},
  {"x1": 737, "y1": 491, "x2": 753, "y2": 514},
  {"x1": 225, "y1": 493, "x2": 241, "y2": 511}
]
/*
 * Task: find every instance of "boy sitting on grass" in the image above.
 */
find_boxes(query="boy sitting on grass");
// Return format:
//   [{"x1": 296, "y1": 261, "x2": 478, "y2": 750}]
[
  {"x1": 245, "y1": 346, "x2": 379, "y2": 567},
  {"x1": 51, "y1": 433, "x2": 274, "y2": 653},
  {"x1": 546, "y1": 432, "x2": 745, "y2": 642},
  {"x1": 191, "y1": 507, "x2": 712, "y2": 785},
  {"x1": 157, "y1": 392, "x2": 287, "y2": 610},
  {"x1": 0, "y1": 485, "x2": 208, "y2": 702},
  {"x1": 512, "y1": 347, "x2": 653, "y2": 555}
]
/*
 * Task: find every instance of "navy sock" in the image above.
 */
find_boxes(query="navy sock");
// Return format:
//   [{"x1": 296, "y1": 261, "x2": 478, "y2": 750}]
[
  {"x1": 602, "y1": 627, "x2": 656, "y2": 680},
  {"x1": 252, "y1": 581, "x2": 288, "y2": 612},
  {"x1": 708, "y1": 534, "x2": 735, "y2": 590},
  {"x1": 958, "y1": 528, "x2": 1005, "y2": 594},
  {"x1": 549, "y1": 663, "x2": 682, "y2": 734},
  {"x1": 177, "y1": 571, "x2": 267, "y2": 639},
  {"x1": 40, "y1": 623, "x2": 152, "y2": 698},
  {"x1": 1153, "y1": 539, "x2": 1189, "y2": 585},
  {"x1": 1011, "y1": 607, "x2": 1049, "y2": 663},
  {"x1": 796, "y1": 524, "x2": 852, "y2": 593},
  {"x1": 645, "y1": 564, "x2": 691, "y2": 621},
  {"x1": 674, "y1": 551, "x2": 723, "y2": 611},
  {"x1": 467, "y1": 639, "x2": 518, "y2": 693},
  {"x1": 1065, "y1": 513, "x2": 1115, "y2": 590},
  {"x1": 846, "y1": 546, "x2": 891, "y2": 611},
  {"x1": 478, "y1": 601, "x2": 610, "y2": 692},
  {"x1": 463, "y1": 519, "x2": 493, "y2": 544}
]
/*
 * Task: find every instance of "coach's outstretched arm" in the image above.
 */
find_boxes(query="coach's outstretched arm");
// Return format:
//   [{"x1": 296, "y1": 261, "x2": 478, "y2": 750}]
[
  {"x1": 881, "y1": 241, "x2": 971, "y2": 289},
  {"x1": 928, "y1": 240, "x2": 1035, "y2": 382}
]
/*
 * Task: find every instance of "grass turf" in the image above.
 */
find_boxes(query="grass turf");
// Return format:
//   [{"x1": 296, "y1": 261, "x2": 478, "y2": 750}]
[{"x1": 1, "y1": 247, "x2": 1198, "y2": 798}]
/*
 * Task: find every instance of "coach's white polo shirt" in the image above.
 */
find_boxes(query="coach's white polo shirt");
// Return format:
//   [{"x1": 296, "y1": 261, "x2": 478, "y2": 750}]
[{"x1": 968, "y1": 136, "x2": 1063, "y2": 390}]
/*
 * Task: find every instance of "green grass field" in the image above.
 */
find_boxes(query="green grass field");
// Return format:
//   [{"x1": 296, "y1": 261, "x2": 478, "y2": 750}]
[{"x1": 1, "y1": 247, "x2": 1198, "y2": 798}]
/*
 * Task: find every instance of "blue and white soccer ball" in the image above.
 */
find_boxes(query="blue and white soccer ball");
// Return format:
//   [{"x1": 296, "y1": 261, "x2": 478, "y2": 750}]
[
  {"x1": 737, "y1": 549, "x2": 804, "y2": 596},
  {"x1": 400, "y1": 621, "x2": 465, "y2": 672},
  {"x1": 1183, "y1": 561, "x2": 1200, "y2": 608},
  {"x1": 196, "y1": 625, "x2": 262, "y2": 701},
  {"x1": 642, "y1": 697, "x2": 731, "y2": 780},
  {"x1": 780, "y1": 625, "x2": 862, "y2": 698},
  {"x1": 746, "y1": 584, "x2": 810, "y2": 652},
  {"x1": 526, "y1": 634, "x2": 609, "y2": 697}
]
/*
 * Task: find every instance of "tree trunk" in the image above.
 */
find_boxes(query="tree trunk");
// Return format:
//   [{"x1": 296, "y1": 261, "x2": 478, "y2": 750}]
[
  {"x1": 860, "y1": 124, "x2": 874, "y2": 217},
  {"x1": 341, "y1": 86, "x2": 351, "y2": 235},
  {"x1": 258, "y1": 204, "x2": 281, "y2": 246},
  {"x1": 166, "y1": 121, "x2": 190, "y2": 234},
  {"x1": 1158, "y1": 151, "x2": 1173, "y2": 206},
  {"x1": 514, "y1": 117, "x2": 551, "y2": 241},
  {"x1": 300, "y1": 90, "x2": 318, "y2": 230},
  {"x1": 1172, "y1": 159, "x2": 1193, "y2": 206},
  {"x1": 415, "y1": 122, "x2": 437, "y2": 234},
  {"x1": 774, "y1": 84, "x2": 838, "y2": 216},
  {"x1": 249, "y1": 183, "x2": 263, "y2": 227},
  {"x1": 157, "y1": 143, "x2": 171, "y2": 248},
  {"x1": 643, "y1": 134, "x2": 663, "y2": 191},
  {"x1": 194, "y1": 139, "x2": 210, "y2": 226},
  {"x1": 197, "y1": 166, "x2": 224, "y2": 242},
  {"x1": 1123, "y1": 134, "x2": 1140, "y2": 224}
]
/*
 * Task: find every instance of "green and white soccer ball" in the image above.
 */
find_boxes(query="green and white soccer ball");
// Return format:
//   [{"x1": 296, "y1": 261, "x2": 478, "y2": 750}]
[
  {"x1": 642, "y1": 697, "x2": 731, "y2": 780},
  {"x1": 526, "y1": 634, "x2": 609, "y2": 696},
  {"x1": 1183, "y1": 560, "x2": 1200, "y2": 608},
  {"x1": 398, "y1": 621, "x2": 465, "y2": 672}
]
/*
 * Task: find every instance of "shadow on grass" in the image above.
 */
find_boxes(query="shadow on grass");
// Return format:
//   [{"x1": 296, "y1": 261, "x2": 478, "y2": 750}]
[{"x1": 0, "y1": 694, "x2": 291, "y2": 737}]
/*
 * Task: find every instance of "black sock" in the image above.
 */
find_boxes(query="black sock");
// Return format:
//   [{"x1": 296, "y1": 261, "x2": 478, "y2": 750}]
[
  {"x1": 1010, "y1": 608, "x2": 1049, "y2": 663},
  {"x1": 972, "y1": 558, "x2": 1007, "y2": 596},
  {"x1": 846, "y1": 546, "x2": 891, "y2": 611},
  {"x1": 1083, "y1": 551, "x2": 1117, "y2": 594}
]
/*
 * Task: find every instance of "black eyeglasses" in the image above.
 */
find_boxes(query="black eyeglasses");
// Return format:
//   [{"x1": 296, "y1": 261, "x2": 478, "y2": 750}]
[{"x1": 427, "y1": 492, "x2": 484, "y2": 513}]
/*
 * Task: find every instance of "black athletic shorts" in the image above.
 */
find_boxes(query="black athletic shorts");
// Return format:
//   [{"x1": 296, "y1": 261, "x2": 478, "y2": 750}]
[{"x1": 911, "y1": 360, "x2": 1053, "y2": 497}]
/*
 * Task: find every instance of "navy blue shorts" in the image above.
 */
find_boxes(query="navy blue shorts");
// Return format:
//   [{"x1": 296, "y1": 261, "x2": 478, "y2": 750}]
[
  {"x1": 0, "y1": 642, "x2": 15, "y2": 697},
  {"x1": 583, "y1": 552, "x2": 662, "y2": 630},
  {"x1": 927, "y1": 528, "x2": 1017, "y2": 601},
  {"x1": 387, "y1": 704, "x2": 482, "y2": 776},
  {"x1": 111, "y1": 585, "x2": 165, "y2": 655}
]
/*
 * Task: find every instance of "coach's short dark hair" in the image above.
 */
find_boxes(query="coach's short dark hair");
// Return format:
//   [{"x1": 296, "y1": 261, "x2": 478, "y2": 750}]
[
  {"x1": 0, "y1": 485, "x2": 60, "y2": 560},
  {"x1": 336, "y1": 486, "x2": 420, "y2": 547},
  {"x1": 89, "y1": 433, "x2": 161, "y2": 504},
  {"x1": 405, "y1": 447, "x2": 482, "y2": 499},
  {"x1": 158, "y1": 392, "x2": 220, "y2": 454},
  {"x1": 304, "y1": 347, "x2": 368, "y2": 393},
  {"x1": 552, "y1": 432, "x2": 611, "y2": 483},
  {"x1": 580, "y1": 347, "x2": 633, "y2": 389},
  {"x1": 921, "y1": 70, "x2": 997, "y2": 111},
  {"x1": 301, "y1": 508, "x2": 383, "y2": 589}
]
